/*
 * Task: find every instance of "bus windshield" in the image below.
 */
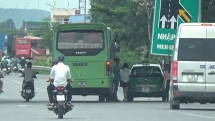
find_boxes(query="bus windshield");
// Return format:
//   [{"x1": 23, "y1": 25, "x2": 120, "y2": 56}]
[{"x1": 57, "y1": 30, "x2": 104, "y2": 49}]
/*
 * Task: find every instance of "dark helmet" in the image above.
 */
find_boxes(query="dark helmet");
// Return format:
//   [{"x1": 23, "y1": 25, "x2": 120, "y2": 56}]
[
  {"x1": 57, "y1": 54, "x2": 65, "y2": 62},
  {"x1": 27, "y1": 62, "x2": 32, "y2": 68},
  {"x1": 52, "y1": 58, "x2": 58, "y2": 66}
]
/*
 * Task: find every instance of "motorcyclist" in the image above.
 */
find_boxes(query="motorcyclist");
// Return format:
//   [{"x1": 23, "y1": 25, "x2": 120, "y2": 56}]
[
  {"x1": 46, "y1": 58, "x2": 58, "y2": 106},
  {"x1": 12, "y1": 57, "x2": 18, "y2": 71},
  {"x1": 0, "y1": 68, "x2": 4, "y2": 93},
  {"x1": 6, "y1": 57, "x2": 11, "y2": 72},
  {"x1": 47, "y1": 54, "x2": 74, "y2": 109},
  {"x1": 20, "y1": 57, "x2": 27, "y2": 68},
  {"x1": 21, "y1": 62, "x2": 36, "y2": 97},
  {"x1": 1, "y1": 57, "x2": 8, "y2": 71}
]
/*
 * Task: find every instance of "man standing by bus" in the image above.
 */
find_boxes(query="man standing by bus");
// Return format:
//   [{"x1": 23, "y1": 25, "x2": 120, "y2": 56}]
[{"x1": 113, "y1": 58, "x2": 121, "y2": 102}]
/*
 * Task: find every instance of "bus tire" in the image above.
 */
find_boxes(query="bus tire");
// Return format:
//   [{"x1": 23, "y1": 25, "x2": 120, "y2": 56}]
[
  {"x1": 99, "y1": 94, "x2": 105, "y2": 102},
  {"x1": 127, "y1": 92, "x2": 134, "y2": 102},
  {"x1": 105, "y1": 93, "x2": 112, "y2": 102}
]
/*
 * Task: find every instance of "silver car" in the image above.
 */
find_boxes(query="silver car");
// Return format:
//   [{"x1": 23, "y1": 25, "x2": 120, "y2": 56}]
[{"x1": 170, "y1": 23, "x2": 215, "y2": 109}]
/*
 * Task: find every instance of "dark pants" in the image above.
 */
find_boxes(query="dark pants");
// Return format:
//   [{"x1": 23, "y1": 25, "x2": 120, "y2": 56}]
[
  {"x1": 113, "y1": 81, "x2": 119, "y2": 100},
  {"x1": 166, "y1": 80, "x2": 170, "y2": 100},
  {"x1": 47, "y1": 84, "x2": 72, "y2": 103},
  {"x1": 1, "y1": 65, "x2": 8, "y2": 71}
]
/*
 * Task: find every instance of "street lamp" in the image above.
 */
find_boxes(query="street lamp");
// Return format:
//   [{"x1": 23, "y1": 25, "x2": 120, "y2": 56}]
[
  {"x1": 63, "y1": 8, "x2": 71, "y2": 24},
  {"x1": 25, "y1": 2, "x2": 29, "y2": 32},
  {"x1": 63, "y1": 8, "x2": 71, "y2": 15},
  {"x1": 45, "y1": 3, "x2": 54, "y2": 8},
  {"x1": 45, "y1": 3, "x2": 54, "y2": 24}
]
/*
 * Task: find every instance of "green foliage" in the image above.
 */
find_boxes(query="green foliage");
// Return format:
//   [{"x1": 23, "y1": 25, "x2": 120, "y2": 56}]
[
  {"x1": 0, "y1": 19, "x2": 15, "y2": 29},
  {"x1": 90, "y1": 0, "x2": 152, "y2": 65},
  {"x1": 201, "y1": 0, "x2": 215, "y2": 22},
  {"x1": 33, "y1": 21, "x2": 59, "y2": 51}
]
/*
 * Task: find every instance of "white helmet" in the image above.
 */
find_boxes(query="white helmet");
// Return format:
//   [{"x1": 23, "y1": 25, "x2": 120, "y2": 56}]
[{"x1": 21, "y1": 57, "x2": 24, "y2": 59}]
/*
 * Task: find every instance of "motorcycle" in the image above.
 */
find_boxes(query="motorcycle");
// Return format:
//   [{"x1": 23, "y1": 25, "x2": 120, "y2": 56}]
[
  {"x1": 7, "y1": 66, "x2": 11, "y2": 75},
  {"x1": 2, "y1": 68, "x2": 9, "y2": 76},
  {"x1": 49, "y1": 86, "x2": 73, "y2": 119},
  {"x1": 12, "y1": 65, "x2": 18, "y2": 73},
  {"x1": 19, "y1": 66, "x2": 25, "y2": 77},
  {"x1": 20, "y1": 71, "x2": 39, "y2": 102}
]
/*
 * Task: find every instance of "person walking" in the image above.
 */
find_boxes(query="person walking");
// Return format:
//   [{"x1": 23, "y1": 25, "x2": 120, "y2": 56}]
[
  {"x1": 120, "y1": 63, "x2": 131, "y2": 102},
  {"x1": 113, "y1": 58, "x2": 121, "y2": 102},
  {"x1": 164, "y1": 67, "x2": 171, "y2": 101}
]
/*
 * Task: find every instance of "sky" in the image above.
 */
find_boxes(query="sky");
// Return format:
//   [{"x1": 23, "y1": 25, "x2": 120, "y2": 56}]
[{"x1": 0, "y1": 0, "x2": 91, "y2": 11}]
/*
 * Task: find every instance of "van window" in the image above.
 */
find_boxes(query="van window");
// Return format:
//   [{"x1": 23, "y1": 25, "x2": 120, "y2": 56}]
[
  {"x1": 178, "y1": 38, "x2": 215, "y2": 61},
  {"x1": 131, "y1": 66, "x2": 162, "y2": 77}
]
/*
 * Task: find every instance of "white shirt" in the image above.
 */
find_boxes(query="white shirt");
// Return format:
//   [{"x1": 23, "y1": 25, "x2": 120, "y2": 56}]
[
  {"x1": 120, "y1": 68, "x2": 131, "y2": 82},
  {"x1": 50, "y1": 62, "x2": 71, "y2": 87}
]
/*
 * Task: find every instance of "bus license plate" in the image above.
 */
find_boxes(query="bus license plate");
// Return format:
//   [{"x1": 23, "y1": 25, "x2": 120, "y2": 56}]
[
  {"x1": 26, "y1": 89, "x2": 31, "y2": 93},
  {"x1": 142, "y1": 87, "x2": 149, "y2": 92},
  {"x1": 57, "y1": 95, "x2": 65, "y2": 101},
  {"x1": 78, "y1": 82, "x2": 85, "y2": 87}
]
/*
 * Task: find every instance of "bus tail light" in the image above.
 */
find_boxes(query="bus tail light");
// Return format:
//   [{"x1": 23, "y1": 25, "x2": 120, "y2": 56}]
[{"x1": 106, "y1": 61, "x2": 111, "y2": 76}]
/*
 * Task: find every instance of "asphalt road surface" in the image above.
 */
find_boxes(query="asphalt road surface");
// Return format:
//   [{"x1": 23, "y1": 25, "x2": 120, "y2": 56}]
[{"x1": 1, "y1": 73, "x2": 215, "y2": 121}]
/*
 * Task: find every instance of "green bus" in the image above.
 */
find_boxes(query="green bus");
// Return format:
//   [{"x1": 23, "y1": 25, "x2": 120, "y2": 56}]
[{"x1": 52, "y1": 23, "x2": 120, "y2": 101}]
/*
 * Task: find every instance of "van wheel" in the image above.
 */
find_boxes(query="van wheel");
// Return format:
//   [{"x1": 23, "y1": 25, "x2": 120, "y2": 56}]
[{"x1": 170, "y1": 98, "x2": 180, "y2": 109}]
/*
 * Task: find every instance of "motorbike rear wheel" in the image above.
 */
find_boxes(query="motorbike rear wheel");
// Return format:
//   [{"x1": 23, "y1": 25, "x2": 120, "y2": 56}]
[{"x1": 58, "y1": 105, "x2": 64, "y2": 119}]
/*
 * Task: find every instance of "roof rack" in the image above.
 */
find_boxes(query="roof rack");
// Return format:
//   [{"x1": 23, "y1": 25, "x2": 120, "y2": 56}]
[{"x1": 141, "y1": 60, "x2": 150, "y2": 66}]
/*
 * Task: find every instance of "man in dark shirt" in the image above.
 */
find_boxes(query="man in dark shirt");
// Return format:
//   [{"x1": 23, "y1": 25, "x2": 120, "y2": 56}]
[
  {"x1": 20, "y1": 57, "x2": 27, "y2": 68},
  {"x1": 21, "y1": 62, "x2": 36, "y2": 97}
]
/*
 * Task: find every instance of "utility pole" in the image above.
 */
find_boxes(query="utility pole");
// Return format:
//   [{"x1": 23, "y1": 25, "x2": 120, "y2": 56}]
[
  {"x1": 84, "y1": 0, "x2": 86, "y2": 23},
  {"x1": 38, "y1": 0, "x2": 40, "y2": 20},
  {"x1": 25, "y1": 3, "x2": 29, "y2": 33}
]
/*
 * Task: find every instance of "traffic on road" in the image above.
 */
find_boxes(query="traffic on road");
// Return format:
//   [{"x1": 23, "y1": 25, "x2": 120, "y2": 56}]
[{"x1": 0, "y1": 73, "x2": 215, "y2": 121}]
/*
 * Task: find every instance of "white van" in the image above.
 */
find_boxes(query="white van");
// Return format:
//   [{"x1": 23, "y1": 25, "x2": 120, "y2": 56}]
[{"x1": 170, "y1": 23, "x2": 215, "y2": 109}]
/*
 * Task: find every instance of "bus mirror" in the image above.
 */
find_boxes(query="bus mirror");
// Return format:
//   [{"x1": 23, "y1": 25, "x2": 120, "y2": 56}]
[{"x1": 114, "y1": 42, "x2": 120, "y2": 52}]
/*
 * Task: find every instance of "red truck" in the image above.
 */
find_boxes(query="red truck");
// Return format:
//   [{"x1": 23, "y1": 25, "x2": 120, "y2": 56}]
[{"x1": 15, "y1": 36, "x2": 46, "y2": 59}]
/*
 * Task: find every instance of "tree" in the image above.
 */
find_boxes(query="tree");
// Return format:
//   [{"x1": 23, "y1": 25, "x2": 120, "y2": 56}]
[
  {"x1": 0, "y1": 18, "x2": 15, "y2": 30},
  {"x1": 33, "y1": 22, "x2": 58, "y2": 51},
  {"x1": 89, "y1": 0, "x2": 154, "y2": 65},
  {"x1": 201, "y1": 0, "x2": 215, "y2": 22}
]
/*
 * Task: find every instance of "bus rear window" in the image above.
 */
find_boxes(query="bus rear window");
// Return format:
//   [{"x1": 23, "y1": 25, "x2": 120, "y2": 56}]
[{"x1": 57, "y1": 31, "x2": 104, "y2": 49}]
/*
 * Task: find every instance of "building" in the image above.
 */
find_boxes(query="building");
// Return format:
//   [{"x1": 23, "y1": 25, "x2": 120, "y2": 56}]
[
  {"x1": 69, "y1": 14, "x2": 91, "y2": 23},
  {"x1": 51, "y1": 8, "x2": 81, "y2": 24}
]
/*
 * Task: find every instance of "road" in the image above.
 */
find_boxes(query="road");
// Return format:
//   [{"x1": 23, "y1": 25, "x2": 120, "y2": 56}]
[{"x1": 1, "y1": 73, "x2": 215, "y2": 121}]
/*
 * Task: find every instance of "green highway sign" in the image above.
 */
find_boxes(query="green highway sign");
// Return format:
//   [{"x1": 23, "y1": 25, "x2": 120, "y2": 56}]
[{"x1": 151, "y1": 0, "x2": 200, "y2": 56}]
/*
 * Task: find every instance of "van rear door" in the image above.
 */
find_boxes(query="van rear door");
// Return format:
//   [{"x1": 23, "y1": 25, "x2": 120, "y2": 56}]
[
  {"x1": 205, "y1": 25, "x2": 215, "y2": 92},
  {"x1": 177, "y1": 26, "x2": 206, "y2": 92}
]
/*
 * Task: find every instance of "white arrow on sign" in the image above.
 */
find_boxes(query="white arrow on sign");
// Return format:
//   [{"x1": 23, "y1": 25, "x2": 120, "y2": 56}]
[
  {"x1": 169, "y1": 16, "x2": 177, "y2": 29},
  {"x1": 160, "y1": 15, "x2": 167, "y2": 28}
]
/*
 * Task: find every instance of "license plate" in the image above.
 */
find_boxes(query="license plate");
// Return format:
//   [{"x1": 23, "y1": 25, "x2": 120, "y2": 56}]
[
  {"x1": 78, "y1": 82, "x2": 85, "y2": 87},
  {"x1": 142, "y1": 87, "x2": 149, "y2": 92},
  {"x1": 187, "y1": 75, "x2": 198, "y2": 82},
  {"x1": 57, "y1": 95, "x2": 65, "y2": 101},
  {"x1": 26, "y1": 89, "x2": 31, "y2": 93}
]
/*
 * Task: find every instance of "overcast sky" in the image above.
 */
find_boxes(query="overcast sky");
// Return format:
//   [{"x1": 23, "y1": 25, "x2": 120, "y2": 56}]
[{"x1": 0, "y1": 0, "x2": 90, "y2": 11}]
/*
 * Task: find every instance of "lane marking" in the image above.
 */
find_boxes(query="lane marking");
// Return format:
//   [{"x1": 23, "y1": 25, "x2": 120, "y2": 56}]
[
  {"x1": 10, "y1": 80, "x2": 46, "y2": 92},
  {"x1": 170, "y1": 111, "x2": 215, "y2": 119}
]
